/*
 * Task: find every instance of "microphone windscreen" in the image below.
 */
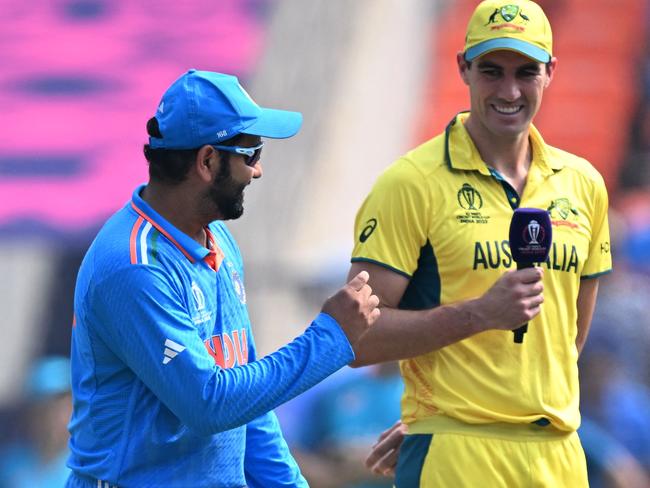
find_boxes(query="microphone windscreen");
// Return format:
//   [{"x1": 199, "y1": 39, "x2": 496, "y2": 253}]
[{"x1": 509, "y1": 208, "x2": 552, "y2": 264}]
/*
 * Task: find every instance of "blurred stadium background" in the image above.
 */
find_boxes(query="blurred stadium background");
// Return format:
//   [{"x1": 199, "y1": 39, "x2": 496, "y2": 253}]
[{"x1": 0, "y1": 0, "x2": 649, "y2": 486}]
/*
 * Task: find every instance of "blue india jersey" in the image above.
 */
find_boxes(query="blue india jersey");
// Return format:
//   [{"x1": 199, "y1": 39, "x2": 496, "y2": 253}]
[{"x1": 67, "y1": 185, "x2": 354, "y2": 487}]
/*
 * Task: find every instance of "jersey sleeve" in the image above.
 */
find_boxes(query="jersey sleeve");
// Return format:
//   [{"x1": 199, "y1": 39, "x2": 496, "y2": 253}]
[
  {"x1": 581, "y1": 173, "x2": 612, "y2": 278},
  {"x1": 351, "y1": 159, "x2": 430, "y2": 277},
  {"x1": 89, "y1": 266, "x2": 354, "y2": 435},
  {"x1": 244, "y1": 411, "x2": 308, "y2": 488}
]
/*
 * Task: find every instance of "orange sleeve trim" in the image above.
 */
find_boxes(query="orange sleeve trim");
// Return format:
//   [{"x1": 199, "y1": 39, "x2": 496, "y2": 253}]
[
  {"x1": 130, "y1": 202, "x2": 195, "y2": 263},
  {"x1": 129, "y1": 216, "x2": 145, "y2": 264}
]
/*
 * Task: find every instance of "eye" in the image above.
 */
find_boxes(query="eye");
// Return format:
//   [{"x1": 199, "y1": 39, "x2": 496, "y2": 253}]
[
  {"x1": 480, "y1": 68, "x2": 501, "y2": 78},
  {"x1": 519, "y1": 69, "x2": 541, "y2": 78}
]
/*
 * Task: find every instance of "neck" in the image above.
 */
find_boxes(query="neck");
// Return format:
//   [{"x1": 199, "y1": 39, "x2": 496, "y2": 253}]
[
  {"x1": 464, "y1": 116, "x2": 532, "y2": 195},
  {"x1": 140, "y1": 182, "x2": 207, "y2": 246}
]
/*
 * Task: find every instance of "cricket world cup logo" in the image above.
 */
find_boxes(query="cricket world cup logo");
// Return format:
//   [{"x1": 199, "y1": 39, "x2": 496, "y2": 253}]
[
  {"x1": 191, "y1": 281, "x2": 206, "y2": 311},
  {"x1": 457, "y1": 183, "x2": 483, "y2": 210},
  {"x1": 527, "y1": 219, "x2": 540, "y2": 244},
  {"x1": 523, "y1": 219, "x2": 545, "y2": 246}
]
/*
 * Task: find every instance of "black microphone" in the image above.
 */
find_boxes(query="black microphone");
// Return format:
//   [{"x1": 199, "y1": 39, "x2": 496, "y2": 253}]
[{"x1": 508, "y1": 208, "x2": 552, "y2": 343}]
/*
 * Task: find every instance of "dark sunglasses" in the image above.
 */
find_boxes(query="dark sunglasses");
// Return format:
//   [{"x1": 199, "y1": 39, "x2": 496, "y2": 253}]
[{"x1": 212, "y1": 142, "x2": 264, "y2": 167}]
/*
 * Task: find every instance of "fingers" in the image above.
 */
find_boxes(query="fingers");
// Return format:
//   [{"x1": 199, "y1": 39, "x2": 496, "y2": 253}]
[
  {"x1": 368, "y1": 448, "x2": 399, "y2": 476},
  {"x1": 366, "y1": 420, "x2": 405, "y2": 472},
  {"x1": 521, "y1": 282, "x2": 544, "y2": 298},
  {"x1": 517, "y1": 266, "x2": 544, "y2": 283},
  {"x1": 347, "y1": 270, "x2": 370, "y2": 292},
  {"x1": 368, "y1": 307, "x2": 381, "y2": 324},
  {"x1": 371, "y1": 421, "x2": 401, "y2": 448}
]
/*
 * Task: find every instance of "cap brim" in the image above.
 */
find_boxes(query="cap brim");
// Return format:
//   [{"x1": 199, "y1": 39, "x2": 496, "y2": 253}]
[
  {"x1": 241, "y1": 107, "x2": 303, "y2": 139},
  {"x1": 465, "y1": 38, "x2": 550, "y2": 63}
]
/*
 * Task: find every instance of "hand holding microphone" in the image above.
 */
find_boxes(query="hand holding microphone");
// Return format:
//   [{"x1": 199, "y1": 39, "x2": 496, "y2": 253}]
[
  {"x1": 508, "y1": 208, "x2": 552, "y2": 343},
  {"x1": 468, "y1": 208, "x2": 549, "y2": 341}
]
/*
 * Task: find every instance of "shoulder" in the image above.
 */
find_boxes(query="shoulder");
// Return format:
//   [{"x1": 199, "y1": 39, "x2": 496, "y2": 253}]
[
  {"x1": 77, "y1": 206, "x2": 181, "y2": 301},
  {"x1": 374, "y1": 133, "x2": 448, "y2": 192},
  {"x1": 79, "y1": 205, "x2": 140, "y2": 278},
  {"x1": 546, "y1": 145, "x2": 606, "y2": 189}
]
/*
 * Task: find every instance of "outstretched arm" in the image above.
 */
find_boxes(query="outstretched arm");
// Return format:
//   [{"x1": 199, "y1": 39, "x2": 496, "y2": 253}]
[{"x1": 347, "y1": 261, "x2": 545, "y2": 366}]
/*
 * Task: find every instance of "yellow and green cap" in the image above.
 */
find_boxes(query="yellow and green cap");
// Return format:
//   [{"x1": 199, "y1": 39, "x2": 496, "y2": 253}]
[{"x1": 464, "y1": 0, "x2": 552, "y2": 63}]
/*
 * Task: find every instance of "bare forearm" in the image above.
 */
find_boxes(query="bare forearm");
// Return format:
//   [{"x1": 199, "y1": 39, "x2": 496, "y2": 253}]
[
  {"x1": 346, "y1": 263, "x2": 544, "y2": 366},
  {"x1": 351, "y1": 301, "x2": 483, "y2": 366}
]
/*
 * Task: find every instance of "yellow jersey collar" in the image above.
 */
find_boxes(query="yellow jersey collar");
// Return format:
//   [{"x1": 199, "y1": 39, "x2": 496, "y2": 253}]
[{"x1": 444, "y1": 112, "x2": 564, "y2": 175}]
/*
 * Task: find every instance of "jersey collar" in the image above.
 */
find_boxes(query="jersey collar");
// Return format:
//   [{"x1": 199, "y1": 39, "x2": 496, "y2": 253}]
[
  {"x1": 444, "y1": 112, "x2": 564, "y2": 176},
  {"x1": 130, "y1": 184, "x2": 224, "y2": 269}
]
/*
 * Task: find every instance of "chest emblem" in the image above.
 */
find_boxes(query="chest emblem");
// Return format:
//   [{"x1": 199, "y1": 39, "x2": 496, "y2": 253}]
[
  {"x1": 456, "y1": 183, "x2": 490, "y2": 224},
  {"x1": 226, "y1": 261, "x2": 246, "y2": 304},
  {"x1": 458, "y1": 183, "x2": 483, "y2": 210},
  {"x1": 190, "y1": 281, "x2": 212, "y2": 325},
  {"x1": 191, "y1": 281, "x2": 206, "y2": 311},
  {"x1": 547, "y1": 198, "x2": 579, "y2": 229}
]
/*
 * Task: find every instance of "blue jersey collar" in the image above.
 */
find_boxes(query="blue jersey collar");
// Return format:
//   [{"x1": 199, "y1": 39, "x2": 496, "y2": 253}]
[{"x1": 130, "y1": 184, "x2": 212, "y2": 264}]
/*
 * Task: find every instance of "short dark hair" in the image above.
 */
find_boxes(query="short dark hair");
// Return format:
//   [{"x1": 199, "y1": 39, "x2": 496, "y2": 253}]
[{"x1": 142, "y1": 117, "x2": 244, "y2": 184}]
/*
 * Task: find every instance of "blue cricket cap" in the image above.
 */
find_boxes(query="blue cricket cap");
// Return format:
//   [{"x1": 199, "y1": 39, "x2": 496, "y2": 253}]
[{"x1": 149, "y1": 69, "x2": 303, "y2": 149}]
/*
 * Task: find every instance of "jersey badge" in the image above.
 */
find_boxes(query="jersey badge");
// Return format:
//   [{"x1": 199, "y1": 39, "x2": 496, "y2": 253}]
[
  {"x1": 190, "y1": 281, "x2": 213, "y2": 324},
  {"x1": 547, "y1": 198, "x2": 579, "y2": 229},
  {"x1": 226, "y1": 261, "x2": 247, "y2": 304},
  {"x1": 456, "y1": 183, "x2": 490, "y2": 224}
]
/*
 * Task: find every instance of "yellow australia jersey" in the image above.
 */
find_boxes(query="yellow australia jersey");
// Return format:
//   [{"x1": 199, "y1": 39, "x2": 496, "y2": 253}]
[{"x1": 351, "y1": 112, "x2": 612, "y2": 433}]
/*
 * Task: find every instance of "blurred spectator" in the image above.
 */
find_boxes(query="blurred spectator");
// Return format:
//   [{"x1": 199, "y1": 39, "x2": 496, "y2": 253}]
[
  {"x1": 581, "y1": 267, "x2": 650, "y2": 477},
  {"x1": 0, "y1": 356, "x2": 72, "y2": 488},
  {"x1": 277, "y1": 363, "x2": 403, "y2": 488},
  {"x1": 580, "y1": 337, "x2": 650, "y2": 471},
  {"x1": 580, "y1": 416, "x2": 649, "y2": 488}
]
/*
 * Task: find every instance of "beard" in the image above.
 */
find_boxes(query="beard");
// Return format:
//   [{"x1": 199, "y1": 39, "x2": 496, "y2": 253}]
[{"x1": 206, "y1": 161, "x2": 247, "y2": 220}]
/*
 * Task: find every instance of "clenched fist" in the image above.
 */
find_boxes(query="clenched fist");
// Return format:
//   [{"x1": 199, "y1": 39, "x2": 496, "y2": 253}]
[
  {"x1": 470, "y1": 267, "x2": 545, "y2": 332},
  {"x1": 321, "y1": 271, "x2": 381, "y2": 349}
]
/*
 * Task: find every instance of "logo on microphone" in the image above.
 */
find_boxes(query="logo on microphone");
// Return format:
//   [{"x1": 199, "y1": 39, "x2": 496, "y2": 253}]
[
  {"x1": 523, "y1": 219, "x2": 546, "y2": 246},
  {"x1": 527, "y1": 220, "x2": 540, "y2": 244},
  {"x1": 457, "y1": 183, "x2": 483, "y2": 210}
]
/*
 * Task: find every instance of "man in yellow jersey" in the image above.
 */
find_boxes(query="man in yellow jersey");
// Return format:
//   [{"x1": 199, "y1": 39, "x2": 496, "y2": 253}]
[{"x1": 349, "y1": 1, "x2": 612, "y2": 486}]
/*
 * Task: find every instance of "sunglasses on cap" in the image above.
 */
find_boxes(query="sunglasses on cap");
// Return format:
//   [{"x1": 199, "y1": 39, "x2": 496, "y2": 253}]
[{"x1": 211, "y1": 142, "x2": 264, "y2": 167}]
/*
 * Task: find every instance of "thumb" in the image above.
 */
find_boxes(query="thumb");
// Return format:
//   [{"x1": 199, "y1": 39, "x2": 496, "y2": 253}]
[{"x1": 347, "y1": 270, "x2": 370, "y2": 292}]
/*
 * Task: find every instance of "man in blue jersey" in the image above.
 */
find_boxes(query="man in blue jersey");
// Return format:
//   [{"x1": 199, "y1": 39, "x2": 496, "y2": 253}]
[{"x1": 66, "y1": 69, "x2": 380, "y2": 488}]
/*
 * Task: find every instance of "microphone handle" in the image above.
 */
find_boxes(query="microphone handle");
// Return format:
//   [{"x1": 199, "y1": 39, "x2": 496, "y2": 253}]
[{"x1": 513, "y1": 262, "x2": 534, "y2": 344}]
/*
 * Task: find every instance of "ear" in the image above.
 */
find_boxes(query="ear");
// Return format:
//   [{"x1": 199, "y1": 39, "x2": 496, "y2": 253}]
[
  {"x1": 195, "y1": 145, "x2": 218, "y2": 183},
  {"x1": 457, "y1": 51, "x2": 471, "y2": 86},
  {"x1": 544, "y1": 57, "x2": 558, "y2": 88}
]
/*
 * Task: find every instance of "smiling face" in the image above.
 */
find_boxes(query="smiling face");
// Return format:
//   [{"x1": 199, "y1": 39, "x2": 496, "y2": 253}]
[{"x1": 458, "y1": 49, "x2": 556, "y2": 142}]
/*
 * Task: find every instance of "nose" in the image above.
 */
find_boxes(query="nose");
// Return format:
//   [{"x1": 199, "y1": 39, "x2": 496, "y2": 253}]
[
  {"x1": 498, "y1": 75, "x2": 521, "y2": 102},
  {"x1": 251, "y1": 161, "x2": 263, "y2": 179}
]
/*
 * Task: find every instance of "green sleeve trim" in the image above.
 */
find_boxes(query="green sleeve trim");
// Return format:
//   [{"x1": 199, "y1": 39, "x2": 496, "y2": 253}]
[
  {"x1": 581, "y1": 269, "x2": 612, "y2": 280},
  {"x1": 350, "y1": 257, "x2": 412, "y2": 279}
]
